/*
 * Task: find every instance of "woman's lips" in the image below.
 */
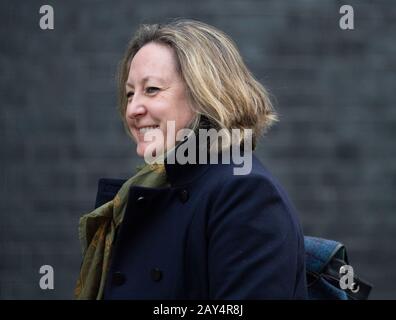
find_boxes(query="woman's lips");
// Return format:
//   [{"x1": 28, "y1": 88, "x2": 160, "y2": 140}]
[{"x1": 135, "y1": 125, "x2": 161, "y2": 140}]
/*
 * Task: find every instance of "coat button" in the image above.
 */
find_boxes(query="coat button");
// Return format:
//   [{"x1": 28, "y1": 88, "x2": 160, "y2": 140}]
[
  {"x1": 112, "y1": 272, "x2": 126, "y2": 286},
  {"x1": 150, "y1": 268, "x2": 163, "y2": 282},
  {"x1": 136, "y1": 196, "x2": 145, "y2": 204},
  {"x1": 178, "y1": 189, "x2": 189, "y2": 203}
]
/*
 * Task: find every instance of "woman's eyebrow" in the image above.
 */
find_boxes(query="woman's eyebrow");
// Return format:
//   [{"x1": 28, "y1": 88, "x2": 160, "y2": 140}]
[{"x1": 126, "y1": 76, "x2": 166, "y2": 88}]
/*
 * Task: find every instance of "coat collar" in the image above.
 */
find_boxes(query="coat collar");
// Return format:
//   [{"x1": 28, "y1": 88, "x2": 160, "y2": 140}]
[
  {"x1": 96, "y1": 129, "x2": 248, "y2": 208},
  {"x1": 163, "y1": 130, "x2": 248, "y2": 186},
  {"x1": 163, "y1": 132, "x2": 211, "y2": 187},
  {"x1": 95, "y1": 133, "x2": 210, "y2": 208}
]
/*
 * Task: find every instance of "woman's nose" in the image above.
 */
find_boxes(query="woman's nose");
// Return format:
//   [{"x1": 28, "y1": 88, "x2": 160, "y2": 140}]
[{"x1": 126, "y1": 96, "x2": 147, "y2": 119}]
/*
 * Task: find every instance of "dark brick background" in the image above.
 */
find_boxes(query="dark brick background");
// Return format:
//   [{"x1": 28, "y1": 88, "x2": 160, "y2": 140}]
[{"x1": 1, "y1": 0, "x2": 395, "y2": 299}]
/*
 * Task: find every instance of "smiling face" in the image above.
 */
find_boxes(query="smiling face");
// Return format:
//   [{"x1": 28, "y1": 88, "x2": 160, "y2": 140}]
[{"x1": 125, "y1": 42, "x2": 196, "y2": 158}]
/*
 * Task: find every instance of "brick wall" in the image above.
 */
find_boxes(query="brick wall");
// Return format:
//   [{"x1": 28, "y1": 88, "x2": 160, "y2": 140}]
[{"x1": 1, "y1": 0, "x2": 395, "y2": 299}]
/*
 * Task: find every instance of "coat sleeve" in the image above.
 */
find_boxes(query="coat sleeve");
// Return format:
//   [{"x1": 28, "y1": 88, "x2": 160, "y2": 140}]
[{"x1": 207, "y1": 174, "x2": 307, "y2": 299}]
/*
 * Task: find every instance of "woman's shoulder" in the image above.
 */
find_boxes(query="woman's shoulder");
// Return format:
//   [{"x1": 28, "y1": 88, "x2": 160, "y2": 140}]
[
  {"x1": 202, "y1": 153, "x2": 299, "y2": 218},
  {"x1": 204, "y1": 153, "x2": 285, "y2": 191},
  {"x1": 203, "y1": 153, "x2": 304, "y2": 246}
]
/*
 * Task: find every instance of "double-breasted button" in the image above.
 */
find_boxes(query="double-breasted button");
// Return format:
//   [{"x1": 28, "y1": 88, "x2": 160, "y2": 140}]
[
  {"x1": 112, "y1": 272, "x2": 126, "y2": 286},
  {"x1": 178, "y1": 189, "x2": 189, "y2": 203},
  {"x1": 136, "y1": 196, "x2": 145, "y2": 204},
  {"x1": 150, "y1": 268, "x2": 163, "y2": 282}
]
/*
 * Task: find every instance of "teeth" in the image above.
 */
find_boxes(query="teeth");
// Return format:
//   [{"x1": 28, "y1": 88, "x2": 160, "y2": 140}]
[{"x1": 139, "y1": 126, "x2": 159, "y2": 134}]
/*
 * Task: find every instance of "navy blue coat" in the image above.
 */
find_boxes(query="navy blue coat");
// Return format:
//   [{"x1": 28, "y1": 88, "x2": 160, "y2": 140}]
[{"x1": 96, "y1": 152, "x2": 308, "y2": 299}]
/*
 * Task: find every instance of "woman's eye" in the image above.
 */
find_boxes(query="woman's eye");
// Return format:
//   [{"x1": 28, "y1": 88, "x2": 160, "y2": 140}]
[
  {"x1": 146, "y1": 87, "x2": 159, "y2": 94},
  {"x1": 126, "y1": 91, "x2": 134, "y2": 99}
]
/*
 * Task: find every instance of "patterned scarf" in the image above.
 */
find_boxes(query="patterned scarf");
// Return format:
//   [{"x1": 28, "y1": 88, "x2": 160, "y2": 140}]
[{"x1": 74, "y1": 163, "x2": 169, "y2": 299}]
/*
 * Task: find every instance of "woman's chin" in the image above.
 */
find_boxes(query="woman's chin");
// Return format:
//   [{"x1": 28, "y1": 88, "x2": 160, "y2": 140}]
[
  {"x1": 137, "y1": 144, "x2": 167, "y2": 162},
  {"x1": 136, "y1": 144, "x2": 146, "y2": 158}
]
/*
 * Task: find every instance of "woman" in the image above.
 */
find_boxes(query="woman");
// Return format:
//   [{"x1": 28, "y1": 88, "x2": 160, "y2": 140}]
[{"x1": 75, "y1": 19, "x2": 308, "y2": 299}]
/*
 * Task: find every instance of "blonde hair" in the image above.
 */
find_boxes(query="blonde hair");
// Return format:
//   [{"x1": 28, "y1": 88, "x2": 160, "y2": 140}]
[{"x1": 117, "y1": 18, "x2": 277, "y2": 150}]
